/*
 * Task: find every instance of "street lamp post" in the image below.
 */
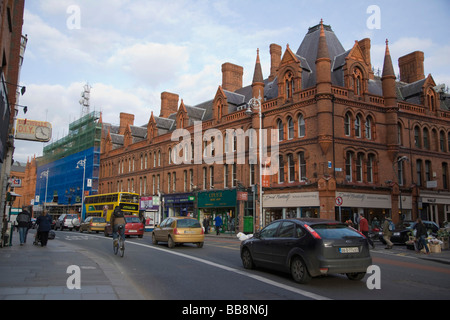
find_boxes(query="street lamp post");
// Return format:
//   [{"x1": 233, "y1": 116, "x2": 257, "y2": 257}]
[
  {"x1": 246, "y1": 93, "x2": 263, "y2": 233},
  {"x1": 40, "y1": 169, "x2": 49, "y2": 212},
  {"x1": 76, "y1": 156, "x2": 86, "y2": 220}
]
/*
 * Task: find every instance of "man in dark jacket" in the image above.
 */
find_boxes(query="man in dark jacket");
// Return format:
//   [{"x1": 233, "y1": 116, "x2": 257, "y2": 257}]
[
  {"x1": 17, "y1": 210, "x2": 31, "y2": 245},
  {"x1": 111, "y1": 207, "x2": 125, "y2": 247},
  {"x1": 36, "y1": 211, "x2": 52, "y2": 247},
  {"x1": 414, "y1": 218, "x2": 429, "y2": 254}
]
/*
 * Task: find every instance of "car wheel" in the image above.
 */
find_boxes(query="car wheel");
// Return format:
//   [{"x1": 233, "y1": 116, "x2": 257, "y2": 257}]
[
  {"x1": 241, "y1": 248, "x2": 255, "y2": 270},
  {"x1": 290, "y1": 256, "x2": 312, "y2": 284},
  {"x1": 346, "y1": 272, "x2": 366, "y2": 281},
  {"x1": 168, "y1": 236, "x2": 175, "y2": 248},
  {"x1": 196, "y1": 242, "x2": 204, "y2": 248},
  {"x1": 152, "y1": 233, "x2": 158, "y2": 244}
]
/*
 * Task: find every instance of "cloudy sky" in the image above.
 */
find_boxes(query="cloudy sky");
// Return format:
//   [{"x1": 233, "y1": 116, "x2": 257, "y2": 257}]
[{"x1": 14, "y1": 0, "x2": 450, "y2": 163}]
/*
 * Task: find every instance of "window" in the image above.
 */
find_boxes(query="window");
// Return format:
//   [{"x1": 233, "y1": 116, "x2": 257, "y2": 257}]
[
  {"x1": 285, "y1": 72, "x2": 294, "y2": 99},
  {"x1": 425, "y1": 160, "x2": 431, "y2": 182},
  {"x1": 367, "y1": 154, "x2": 374, "y2": 183},
  {"x1": 203, "y1": 167, "x2": 207, "y2": 190},
  {"x1": 278, "y1": 155, "x2": 285, "y2": 183},
  {"x1": 232, "y1": 163, "x2": 237, "y2": 187},
  {"x1": 189, "y1": 169, "x2": 194, "y2": 191},
  {"x1": 440, "y1": 131, "x2": 446, "y2": 152},
  {"x1": 259, "y1": 221, "x2": 281, "y2": 239},
  {"x1": 346, "y1": 152, "x2": 353, "y2": 182},
  {"x1": 443, "y1": 163, "x2": 448, "y2": 190},
  {"x1": 365, "y1": 116, "x2": 372, "y2": 140},
  {"x1": 414, "y1": 126, "x2": 421, "y2": 148},
  {"x1": 344, "y1": 113, "x2": 351, "y2": 136},
  {"x1": 167, "y1": 173, "x2": 171, "y2": 193},
  {"x1": 298, "y1": 114, "x2": 305, "y2": 138},
  {"x1": 209, "y1": 166, "x2": 214, "y2": 189},
  {"x1": 354, "y1": 68, "x2": 363, "y2": 96},
  {"x1": 278, "y1": 222, "x2": 295, "y2": 238},
  {"x1": 423, "y1": 128, "x2": 430, "y2": 150},
  {"x1": 298, "y1": 152, "x2": 307, "y2": 181},
  {"x1": 184, "y1": 170, "x2": 187, "y2": 192},
  {"x1": 168, "y1": 148, "x2": 172, "y2": 164},
  {"x1": 277, "y1": 119, "x2": 284, "y2": 141},
  {"x1": 224, "y1": 164, "x2": 229, "y2": 188},
  {"x1": 416, "y1": 160, "x2": 423, "y2": 186},
  {"x1": 356, "y1": 153, "x2": 364, "y2": 182},
  {"x1": 288, "y1": 154, "x2": 295, "y2": 182},
  {"x1": 249, "y1": 164, "x2": 255, "y2": 186},
  {"x1": 397, "y1": 158, "x2": 404, "y2": 186},
  {"x1": 287, "y1": 117, "x2": 294, "y2": 140},
  {"x1": 398, "y1": 123, "x2": 403, "y2": 146},
  {"x1": 355, "y1": 115, "x2": 362, "y2": 138}
]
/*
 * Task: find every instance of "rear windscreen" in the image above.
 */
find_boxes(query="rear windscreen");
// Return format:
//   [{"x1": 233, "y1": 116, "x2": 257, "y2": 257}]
[
  {"x1": 92, "y1": 218, "x2": 106, "y2": 223},
  {"x1": 176, "y1": 219, "x2": 201, "y2": 228},
  {"x1": 311, "y1": 224, "x2": 363, "y2": 239},
  {"x1": 125, "y1": 216, "x2": 141, "y2": 223}
]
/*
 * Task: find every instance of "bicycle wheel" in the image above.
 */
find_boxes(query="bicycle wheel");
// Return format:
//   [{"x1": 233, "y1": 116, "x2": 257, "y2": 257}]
[
  {"x1": 113, "y1": 239, "x2": 119, "y2": 255},
  {"x1": 118, "y1": 238, "x2": 125, "y2": 257}
]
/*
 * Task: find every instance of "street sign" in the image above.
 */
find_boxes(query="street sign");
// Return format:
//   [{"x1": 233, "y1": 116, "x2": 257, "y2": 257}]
[
  {"x1": 15, "y1": 119, "x2": 52, "y2": 142},
  {"x1": 335, "y1": 196, "x2": 343, "y2": 206}
]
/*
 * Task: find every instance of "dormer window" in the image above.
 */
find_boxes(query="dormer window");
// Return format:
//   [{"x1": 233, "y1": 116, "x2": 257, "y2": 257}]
[
  {"x1": 353, "y1": 68, "x2": 363, "y2": 96},
  {"x1": 285, "y1": 72, "x2": 294, "y2": 99}
]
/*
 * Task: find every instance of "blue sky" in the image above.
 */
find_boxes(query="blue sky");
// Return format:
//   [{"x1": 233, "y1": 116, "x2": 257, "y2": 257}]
[{"x1": 14, "y1": 0, "x2": 450, "y2": 163}]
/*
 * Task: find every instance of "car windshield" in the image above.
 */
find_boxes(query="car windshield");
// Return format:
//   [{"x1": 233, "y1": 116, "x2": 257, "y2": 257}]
[
  {"x1": 92, "y1": 218, "x2": 105, "y2": 223},
  {"x1": 311, "y1": 223, "x2": 363, "y2": 239},
  {"x1": 67, "y1": 215, "x2": 77, "y2": 219},
  {"x1": 125, "y1": 216, "x2": 141, "y2": 223},
  {"x1": 176, "y1": 219, "x2": 201, "y2": 228}
]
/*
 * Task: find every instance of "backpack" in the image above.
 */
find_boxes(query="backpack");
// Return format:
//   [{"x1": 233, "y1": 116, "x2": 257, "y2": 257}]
[{"x1": 388, "y1": 220, "x2": 395, "y2": 231}]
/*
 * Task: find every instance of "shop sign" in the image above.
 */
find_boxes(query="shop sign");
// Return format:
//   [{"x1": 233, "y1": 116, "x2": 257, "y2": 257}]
[
  {"x1": 164, "y1": 193, "x2": 194, "y2": 204},
  {"x1": 263, "y1": 192, "x2": 320, "y2": 208},
  {"x1": 335, "y1": 192, "x2": 391, "y2": 208},
  {"x1": 140, "y1": 196, "x2": 159, "y2": 210},
  {"x1": 198, "y1": 189, "x2": 237, "y2": 208}
]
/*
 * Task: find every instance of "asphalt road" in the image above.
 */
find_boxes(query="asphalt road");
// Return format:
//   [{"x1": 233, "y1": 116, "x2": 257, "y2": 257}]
[{"x1": 54, "y1": 230, "x2": 450, "y2": 301}]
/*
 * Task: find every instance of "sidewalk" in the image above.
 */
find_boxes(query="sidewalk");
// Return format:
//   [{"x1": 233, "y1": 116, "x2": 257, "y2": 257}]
[{"x1": 0, "y1": 230, "x2": 145, "y2": 300}]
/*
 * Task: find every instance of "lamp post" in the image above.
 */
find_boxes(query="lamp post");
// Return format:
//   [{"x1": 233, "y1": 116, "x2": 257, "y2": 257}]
[
  {"x1": 246, "y1": 93, "x2": 263, "y2": 233},
  {"x1": 40, "y1": 169, "x2": 49, "y2": 212},
  {"x1": 76, "y1": 156, "x2": 86, "y2": 220}
]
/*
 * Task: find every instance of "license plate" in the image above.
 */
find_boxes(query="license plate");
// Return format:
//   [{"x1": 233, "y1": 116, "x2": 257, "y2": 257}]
[
  {"x1": 129, "y1": 230, "x2": 137, "y2": 233},
  {"x1": 339, "y1": 247, "x2": 359, "y2": 253},
  {"x1": 394, "y1": 232, "x2": 400, "y2": 236},
  {"x1": 184, "y1": 231, "x2": 195, "y2": 234}
]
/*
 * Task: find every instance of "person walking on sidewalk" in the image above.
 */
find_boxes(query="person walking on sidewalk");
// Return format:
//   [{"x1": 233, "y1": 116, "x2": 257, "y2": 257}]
[
  {"x1": 214, "y1": 215, "x2": 222, "y2": 235},
  {"x1": 36, "y1": 211, "x2": 52, "y2": 247},
  {"x1": 413, "y1": 218, "x2": 430, "y2": 255},
  {"x1": 359, "y1": 213, "x2": 374, "y2": 249},
  {"x1": 17, "y1": 209, "x2": 31, "y2": 245},
  {"x1": 382, "y1": 216, "x2": 394, "y2": 249}
]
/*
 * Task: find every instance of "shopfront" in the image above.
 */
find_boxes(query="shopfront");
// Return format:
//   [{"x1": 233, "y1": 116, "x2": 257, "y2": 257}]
[
  {"x1": 420, "y1": 191, "x2": 450, "y2": 227},
  {"x1": 197, "y1": 189, "x2": 237, "y2": 233},
  {"x1": 162, "y1": 193, "x2": 195, "y2": 218},
  {"x1": 262, "y1": 192, "x2": 320, "y2": 226},
  {"x1": 335, "y1": 191, "x2": 394, "y2": 228}
]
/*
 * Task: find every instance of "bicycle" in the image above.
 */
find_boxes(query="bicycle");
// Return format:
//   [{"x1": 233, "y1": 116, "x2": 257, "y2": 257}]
[{"x1": 113, "y1": 225, "x2": 125, "y2": 257}]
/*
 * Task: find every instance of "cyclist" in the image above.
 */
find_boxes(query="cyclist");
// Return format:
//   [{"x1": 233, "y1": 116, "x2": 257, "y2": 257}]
[{"x1": 111, "y1": 207, "x2": 125, "y2": 248}]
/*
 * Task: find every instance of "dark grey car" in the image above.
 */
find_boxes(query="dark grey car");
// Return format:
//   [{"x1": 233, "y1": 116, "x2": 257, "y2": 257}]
[{"x1": 240, "y1": 218, "x2": 372, "y2": 284}]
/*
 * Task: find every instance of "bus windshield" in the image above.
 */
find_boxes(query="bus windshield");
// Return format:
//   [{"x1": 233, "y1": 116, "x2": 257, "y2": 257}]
[{"x1": 120, "y1": 193, "x2": 139, "y2": 203}]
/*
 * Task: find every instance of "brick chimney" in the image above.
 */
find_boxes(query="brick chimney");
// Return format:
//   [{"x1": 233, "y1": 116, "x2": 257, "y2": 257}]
[
  {"x1": 160, "y1": 91, "x2": 179, "y2": 118},
  {"x1": 221, "y1": 62, "x2": 243, "y2": 92},
  {"x1": 269, "y1": 43, "x2": 282, "y2": 81},
  {"x1": 119, "y1": 113, "x2": 134, "y2": 135},
  {"x1": 398, "y1": 51, "x2": 425, "y2": 83}
]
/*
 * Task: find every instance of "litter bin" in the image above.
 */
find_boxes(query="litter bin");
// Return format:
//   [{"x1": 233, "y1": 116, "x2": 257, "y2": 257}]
[{"x1": 243, "y1": 216, "x2": 253, "y2": 233}]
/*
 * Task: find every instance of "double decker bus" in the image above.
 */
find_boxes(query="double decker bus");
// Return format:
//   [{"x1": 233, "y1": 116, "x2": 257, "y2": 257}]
[{"x1": 83, "y1": 192, "x2": 140, "y2": 222}]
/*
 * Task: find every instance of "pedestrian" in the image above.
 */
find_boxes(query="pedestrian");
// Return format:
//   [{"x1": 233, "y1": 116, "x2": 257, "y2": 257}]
[
  {"x1": 359, "y1": 213, "x2": 374, "y2": 249},
  {"x1": 36, "y1": 210, "x2": 52, "y2": 247},
  {"x1": 203, "y1": 216, "x2": 209, "y2": 234},
  {"x1": 111, "y1": 207, "x2": 125, "y2": 247},
  {"x1": 214, "y1": 215, "x2": 222, "y2": 235},
  {"x1": 413, "y1": 218, "x2": 430, "y2": 255},
  {"x1": 382, "y1": 216, "x2": 394, "y2": 249},
  {"x1": 16, "y1": 209, "x2": 31, "y2": 245}
]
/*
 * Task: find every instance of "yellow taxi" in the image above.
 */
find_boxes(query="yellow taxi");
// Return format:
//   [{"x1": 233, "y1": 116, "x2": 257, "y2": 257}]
[{"x1": 152, "y1": 216, "x2": 204, "y2": 248}]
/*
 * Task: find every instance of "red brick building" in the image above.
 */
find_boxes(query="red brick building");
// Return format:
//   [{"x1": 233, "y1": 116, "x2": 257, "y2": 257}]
[{"x1": 99, "y1": 21, "x2": 450, "y2": 232}]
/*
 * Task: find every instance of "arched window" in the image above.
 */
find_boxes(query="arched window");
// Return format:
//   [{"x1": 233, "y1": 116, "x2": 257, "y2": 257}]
[
  {"x1": 427, "y1": 88, "x2": 436, "y2": 111},
  {"x1": 365, "y1": 116, "x2": 373, "y2": 140},
  {"x1": 440, "y1": 131, "x2": 446, "y2": 152},
  {"x1": 356, "y1": 153, "x2": 364, "y2": 182},
  {"x1": 423, "y1": 128, "x2": 430, "y2": 150},
  {"x1": 367, "y1": 154, "x2": 375, "y2": 183},
  {"x1": 354, "y1": 68, "x2": 363, "y2": 96},
  {"x1": 298, "y1": 152, "x2": 306, "y2": 181},
  {"x1": 355, "y1": 114, "x2": 362, "y2": 138},
  {"x1": 344, "y1": 112, "x2": 351, "y2": 136},
  {"x1": 277, "y1": 119, "x2": 284, "y2": 141},
  {"x1": 345, "y1": 151, "x2": 353, "y2": 182},
  {"x1": 285, "y1": 72, "x2": 294, "y2": 99},
  {"x1": 298, "y1": 114, "x2": 305, "y2": 138},
  {"x1": 287, "y1": 116, "x2": 294, "y2": 140},
  {"x1": 398, "y1": 123, "x2": 403, "y2": 146},
  {"x1": 414, "y1": 126, "x2": 421, "y2": 148}
]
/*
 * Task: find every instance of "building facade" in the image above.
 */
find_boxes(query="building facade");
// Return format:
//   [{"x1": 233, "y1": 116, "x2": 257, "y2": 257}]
[{"x1": 99, "y1": 21, "x2": 450, "y2": 232}]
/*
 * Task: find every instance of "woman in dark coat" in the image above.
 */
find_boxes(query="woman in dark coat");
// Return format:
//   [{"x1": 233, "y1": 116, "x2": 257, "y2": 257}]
[{"x1": 36, "y1": 211, "x2": 52, "y2": 246}]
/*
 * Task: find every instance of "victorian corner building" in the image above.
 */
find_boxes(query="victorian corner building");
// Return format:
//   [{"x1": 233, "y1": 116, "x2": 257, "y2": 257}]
[{"x1": 99, "y1": 21, "x2": 450, "y2": 232}]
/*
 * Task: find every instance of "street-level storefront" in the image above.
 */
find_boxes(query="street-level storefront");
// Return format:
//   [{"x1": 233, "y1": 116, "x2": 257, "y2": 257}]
[
  {"x1": 262, "y1": 192, "x2": 320, "y2": 226},
  {"x1": 162, "y1": 193, "x2": 195, "y2": 218},
  {"x1": 420, "y1": 191, "x2": 450, "y2": 227},
  {"x1": 334, "y1": 191, "x2": 395, "y2": 228},
  {"x1": 197, "y1": 189, "x2": 239, "y2": 234}
]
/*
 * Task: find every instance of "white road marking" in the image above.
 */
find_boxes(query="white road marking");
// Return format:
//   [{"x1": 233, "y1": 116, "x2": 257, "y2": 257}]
[{"x1": 62, "y1": 231, "x2": 331, "y2": 300}]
